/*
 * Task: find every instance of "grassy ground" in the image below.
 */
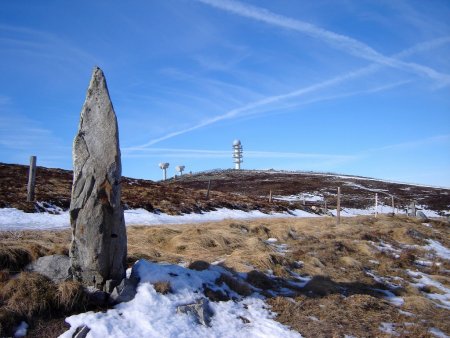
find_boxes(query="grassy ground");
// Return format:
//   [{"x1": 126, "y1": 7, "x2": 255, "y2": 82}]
[{"x1": 1, "y1": 215, "x2": 449, "y2": 337}]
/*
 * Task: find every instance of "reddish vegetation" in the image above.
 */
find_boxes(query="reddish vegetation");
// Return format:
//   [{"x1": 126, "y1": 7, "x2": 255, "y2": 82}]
[
  {"x1": 1, "y1": 163, "x2": 449, "y2": 215},
  {"x1": 0, "y1": 163, "x2": 294, "y2": 215},
  {"x1": 168, "y1": 169, "x2": 450, "y2": 212}
]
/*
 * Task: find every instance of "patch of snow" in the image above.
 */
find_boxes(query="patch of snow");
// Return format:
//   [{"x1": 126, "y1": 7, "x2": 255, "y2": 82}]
[
  {"x1": 345, "y1": 182, "x2": 388, "y2": 193},
  {"x1": 369, "y1": 241, "x2": 401, "y2": 259},
  {"x1": 0, "y1": 207, "x2": 319, "y2": 231},
  {"x1": 0, "y1": 207, "x2": 70, "y2": 230},
  {"x1": 373, "y1": 289, "x2": 404, "y2": 306},
  {"x1": 425, "y1": 240, "x2": 450, "y2": 260},
  {"x1": 398, "y1": 310, "x2": 414, "y2": 317},
  {"x1": 407, "y1": 270, "x2": 450, "y2": 310},
  {"x1": 416, "y1": 206, "x2": 441, "y2": 218},
  {"x1": 14, "y1": 321, "x2": 28, "y2": 337},
  {"x1": 274, "y1": 193, "x2": 323, "y2": 203},
  {"x1": 60, "y1": 260, "x2": 302, "y2": 338},
  {"x1": 415, "y1": 260, "x2": 440, "y2": 267},
  {"x1": 365, "y1": 270, "x2": 402, "y2": 289},
  {"x1": 286, "y1": 270, "x2": 312, "y2": 289},
  {"x1": 429, "y1": 327, "x2": 449, "y2": 338},
  {"x1": 265, "y1": 238, "x2": 289, "y2": 254},
  {"x1": 379, "y1": 322, "x2": 397, "y2": 336}
]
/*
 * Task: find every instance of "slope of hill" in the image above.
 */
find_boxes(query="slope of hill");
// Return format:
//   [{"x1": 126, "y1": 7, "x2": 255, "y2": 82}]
[
  {"x1": 0, "y1": 163, "x2": 293, "y2": 215},
  {"x1": 167, "y1": 169, "x2": 450, "y2": 214},
  {"x1": 1, "y1": 163, "x2": 449, "y2": 216}
]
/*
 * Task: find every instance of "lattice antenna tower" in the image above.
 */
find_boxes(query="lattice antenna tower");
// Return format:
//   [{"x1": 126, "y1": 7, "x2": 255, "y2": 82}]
[{"x1": 232, "y1": 139, "x2": 243, "y2": 170}]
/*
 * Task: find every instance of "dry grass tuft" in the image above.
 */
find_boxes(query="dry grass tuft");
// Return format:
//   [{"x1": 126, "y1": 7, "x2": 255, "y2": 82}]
[
  {"x1": 153, "y1": 281, "x2": 172, "y2": 294},
  {"x1": 56, "y1": 280, "x2": 87, "y2": 312},
  {"x1": 0, "y1": 308, "x2": 19, "y2": 337},
  {"x1": 0, "y1": 272, "x2": 56, "y2": 318},
  {"x1": 188, "y1": 260, "x2": 210, "y2": 271},
  {"x1": 246, "y1": 270, "x2": 275, "y2": 290},
  {"x1": 0, "y1": 270, "x2": 9, "y2": 283},
  {"x1": 0, "y1": 230, "x2": 70, "y2": 271},
  {"x1": 0, "y1": 215, "x2": 449, "y2": 337},
  {"x1": 217, "y1": 273, "x2": 252, "y2": 296}
]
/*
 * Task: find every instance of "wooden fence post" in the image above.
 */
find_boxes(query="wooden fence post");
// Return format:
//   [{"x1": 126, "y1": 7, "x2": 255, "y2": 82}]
[
  {"x1": 27, "y1": 155, "x2": 37, "y2": 202},
  {"x1": 324, "y1": 199, "x2": 328, "y2": 213},
  {"x1": 336, "y1": 187, "x2": 341, "y2": 225},
  {"x1": 391, "y1": 195, "x2": 395, "y2": 215},
  {"x1": 206, "y1": 180, "x2": 211, "y2": 200},
  {"x1": 375, "y1": 193, "x2": 378, "y2": 218},
  {"x1": 269, "y1": 190, "x2": 272, "y2": 203}
]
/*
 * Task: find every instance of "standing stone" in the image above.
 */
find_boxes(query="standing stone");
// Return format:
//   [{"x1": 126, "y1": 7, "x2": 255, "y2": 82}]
[{"x1": 70, "y1": 67, "x2": 127, "y2": 291}]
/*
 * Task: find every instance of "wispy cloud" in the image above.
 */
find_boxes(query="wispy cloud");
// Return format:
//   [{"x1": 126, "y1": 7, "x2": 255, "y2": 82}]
[
  {"x1": 365, "y1": 134, "x2": 450, "y2": 153},
  {"x1": 133, "y1": 35, "x2": 448, "y2": 148},
  {"x1": 196, "y1": 0, "x2": 450, "y2": 86},
  {"x1": 0, "y1": 24, "x2": 97, "y2": 70},
  {"x1": 123, "y1": 146, "x2": 356, "y2": 161},
  {"x1": 0, "y1": 114, "x2": 70, "y2": 167}
]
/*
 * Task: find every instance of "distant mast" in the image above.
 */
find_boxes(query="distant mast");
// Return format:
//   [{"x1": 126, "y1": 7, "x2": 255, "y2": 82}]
[
  {"x1": 232, "y1": 139, "x2": 243, "y2": 170},
  {"x1": 176, "y1": 165, "x2": 185, "y2": 176},
  {"x1": 159, "y1": 162, "x2": 169, "y2": 180}
]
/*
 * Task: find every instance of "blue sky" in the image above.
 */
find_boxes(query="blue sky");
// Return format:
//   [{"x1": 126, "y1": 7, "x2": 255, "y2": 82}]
[{"x1": 0, "y1": 0, "x2": 449, "y2": 186}]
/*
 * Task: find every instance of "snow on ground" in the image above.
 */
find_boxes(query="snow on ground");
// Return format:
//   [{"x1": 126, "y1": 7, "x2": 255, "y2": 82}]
[
  {"x1": 407, "y1": 270, "x2": 450, "y2": 310},
  {"x1": 425, "y1": 240, "x2": 450, "y2": 260},
  {"x1": 329, "y1": 206, "x2": 398, "y2": 217},
  {"x1": 0, "y1": 207, "x2": 319, "y2": 231},
  {"x1": 416, "y1": 206, "x2": 442, "y2": 218},
  {"x1": 0, "y1": 201, "x2": 444, "y2": 231},
  {"x1": 60, "y1": 260, "x2": 302, "y2": 338},
  {"x1": 379, "y1": 322, "x2": 397, "y2": 336},
  {"x1": 429, "y1": 327, "x2": 450, "y2": 338},
  {"x1": 344, "y1": 182, "x2": 389, "y2": 193},
  {"x1": 274, "y1": 193, "x2": 323, "y2": 203}
]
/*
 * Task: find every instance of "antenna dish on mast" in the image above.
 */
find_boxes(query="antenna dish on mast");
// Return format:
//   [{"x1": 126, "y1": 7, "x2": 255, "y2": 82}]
[
  {"x1": 176, "y1": 165, "x2": 185, "y2": 176},
  {"x1": 159, "y1": 162, "x2": 169, "y2": 180}
]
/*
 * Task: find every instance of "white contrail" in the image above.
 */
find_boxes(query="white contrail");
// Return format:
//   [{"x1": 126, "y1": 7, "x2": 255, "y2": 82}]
[
  {"x1": 123, "y1": 146, "x2": 356, "y2": 161},
  {"x1": 133, "y1": 36, "x2": 449, "y2": 148},
  {"x1": 196, "y1": 0, "x2": 450, "y2": 85}
]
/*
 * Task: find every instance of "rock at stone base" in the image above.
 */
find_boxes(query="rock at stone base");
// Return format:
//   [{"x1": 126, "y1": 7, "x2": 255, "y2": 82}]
[
  {"x1": 109, "y1": 274, "x2": 140, "y2": 304},
  {"x1": 25, "y1": 255, "x2": 71, "y2": 283},
  {"x1": 85, "y1": 286, "x2": 109, "y2": 307},
  {"x1": 176, "y1": 298, "x2": 213, "y2": 327},
  {"x1": 416, "y1": 211, "x2": 429, "y2": 221},
  {"x1": 72, "y1": 325, "x2": 90, "y2": 338}
]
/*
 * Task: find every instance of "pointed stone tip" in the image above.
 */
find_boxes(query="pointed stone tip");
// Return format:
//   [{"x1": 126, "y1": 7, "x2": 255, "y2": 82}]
[{"x1": 92, "y1": 66, "x2": 104, "y2": 77}]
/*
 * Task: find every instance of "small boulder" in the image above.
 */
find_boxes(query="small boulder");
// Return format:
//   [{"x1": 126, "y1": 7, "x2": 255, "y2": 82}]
[
  {"x1": 25, "y1": 255, "x2": 71, "y2": 283},
  {"x1": 176, "y1": 298, "x2": 213, "y2": 327},
  {"x1": 416, "y1": 211, "x2": 428, "y2": 221},
  {"x1": 109, "y1": 274, "x2": 140, "y2": 304},
  {"x1": 72, "y1": 325, "x2": 90, "y2": 338}
]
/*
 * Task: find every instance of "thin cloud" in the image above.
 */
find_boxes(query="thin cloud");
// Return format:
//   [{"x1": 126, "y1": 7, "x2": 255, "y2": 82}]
[
  {"x1": 123, "y1": 146, "x2": 356, "y2": 161},
  {"x1": 365, "y1": 134, "x2": 450, "y2": 153},
  {"x1": 133, "y1": 36, "x2": 448, "y2": 148},
  {"x1": 196, "y1": 0, "x2": 450, "y2": 86},
  {"x1": 0, "y1": 24, "x2": 97, "y2": 69}
]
